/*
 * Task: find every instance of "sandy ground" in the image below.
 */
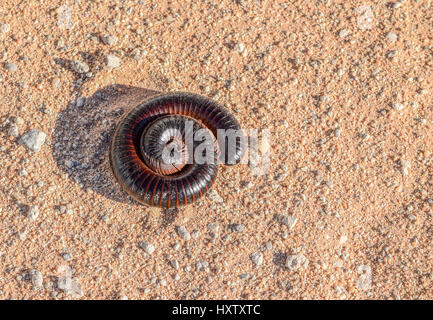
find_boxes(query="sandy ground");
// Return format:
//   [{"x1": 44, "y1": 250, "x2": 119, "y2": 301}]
[{"x1": 0, "y1": 0, "x2": 432, "y2": 300}]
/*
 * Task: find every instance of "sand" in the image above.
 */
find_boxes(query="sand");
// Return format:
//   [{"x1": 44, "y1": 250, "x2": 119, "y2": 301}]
[{"x1": 0, "y1": 0, "x2": 432, "y2": 299}]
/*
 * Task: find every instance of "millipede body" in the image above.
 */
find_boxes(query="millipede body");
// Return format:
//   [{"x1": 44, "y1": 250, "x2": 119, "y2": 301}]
[{"x1": 109, "y1": 92, "x2": 244, "y2": 208}]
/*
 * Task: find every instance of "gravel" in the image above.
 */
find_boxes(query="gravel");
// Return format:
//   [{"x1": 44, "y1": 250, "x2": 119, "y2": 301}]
[
  {"x1": 0, "y1": 23, "x2": 10, "y2": 33},
  {"x1": 62, "y1": 253, "x2": 73, "y2": 261},
  {"x1": 27, "y1": 205, "x2": 40, "y2": 221},
  {"x1": 400, "y1": 159, "x2": 411, "y2": 176},
  {"x1": 171, "y1": 259, "x2": 180, "y2": 269},
  {"x1": 357, "y1": 264, "x2": 372, "y2": 291},
  {"x1": 250, "y1": 252, "x2": 263, "y2": 266},
  {"x1": 8, "y1": 124, "x2": 19, "y2": 137},
  {"x1": 19, "y1": 129, "x2": 46, "y2": 152},
  {"x1": 207, "y1": 189, "x2": 223, "y2": 203},
  {"x1": 279, "y1": 215, "x2": 298, "y2": 230},
  {"x1": 385, "y1": 32, "x2": 398, "y2": 42},
  {"x1": 29, "y1": 269, "x2": 43, "y2": 289},
  {"x1": 339, "y1": 29, "x2": 349, "y2": 38},
  {"x1": 71, "y1": 60, "x2": 90, "y2": 74},
  {"x1": 139, "y1": 241, "x2": 155, "y2": 254},
  {"x1": 177, "y1": 226, "x2": 191, "y2": 241},
  {"x1": 286, "y1": 253, "x2": 309, "y2": 271},
  {"x1": 231, "y1": 223, "x2": 244, "y2": 232},
  {"x1": 4, "y1": 62, "x2": 18, "y2": 72},
  {"x1": 233, "y1": 42, "x2": 245, "y2": 53},
  {"x1": 101, "y1": 34, "x2": 118, "y2": 46},
  {"x1": 105, "y1": 54, "x2": 121, "y2": 69},
  {"x1": 392, "y1": 102, "x2": 405, "y2": 111}
]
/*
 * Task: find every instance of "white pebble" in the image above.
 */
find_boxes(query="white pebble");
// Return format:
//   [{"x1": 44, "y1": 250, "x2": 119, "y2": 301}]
[
  {"x1": 0, "y1": 23, "x2": 10, "y2": 33},
  {"x1": 19, "y1": 129, "x2": 46, "y2": 152},
  {"x1": 27, "y1": 205, "x2": 40, "y2": 221},
  {"x1": 385, "y1": 32, "x2": 398, "y2": 42},
  {"x1": 177, "y1": 226, "x2": 191, "y2": 241},
  {"x1": 139, "y1": 242, "x2": 155, "y2": 254},
  {"x1": 339, "y1": 29, "x2": 349, "y2": 38},
  {"x1": 101, "y1": 34, "x2": 118, "y2": 46},
  {"x1": 250, "y1": 252, "x2": 263, "y2": 266},
  {"x1": 105, "y1": 54, "x2": 121, "y2": 69},
  {"x1": 286, "y1": 253, "x2": 308, "y2": 271}
]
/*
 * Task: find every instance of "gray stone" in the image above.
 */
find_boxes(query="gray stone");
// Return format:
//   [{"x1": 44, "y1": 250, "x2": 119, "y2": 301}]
[
  {"x1": 171, "y1": 259, "x2": 179, "y2": 269},
  {"x1": 357, "y1": 264, "x2": 372, "y2": 291},
  {"x1": 177, "y1": 226, "x2": 191, "y2": 241},
  {"x1": 139, "y1": 241, "x2": 155, "y2": 254},
  {"x1": 71, "y1": 60, "x2": 90, "y2": 74},
  {"x1": 8, "y1": 124, "x2": 19, "y2": 137},
  {"x1": 250, "y1": 252, "x2": 263, "y2": 266},
  {"x1": 62, "y1": 253, "x2": 73, "y2": 261},
  {"x1": 19, "y1": 129, "x2": 46, "y2": 152},
  {"x1": 286, "y1": 253, "x2": 309, "y2": 271},
  {"x1": 29, "y1": 269, "x2": 43, "y2": 289},
  {"x1": 101, "y1": 34, "x2": 118, "y2": 46},
  {"x1": 280, "y1": 215, "x2": 298, "y2": 230},
  {"x1": 4, "y1": 62, "x2": 18, "y2": 72}
]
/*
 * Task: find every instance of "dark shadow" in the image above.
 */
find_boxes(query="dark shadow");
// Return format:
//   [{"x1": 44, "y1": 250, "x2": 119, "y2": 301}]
[
  {"x1": 160, "y1": 208, "x2": 179, "y2": 228},
  {"x1": 273, "y1": 251, "x2": 288, "y2": 268},
  {"x1": 52, "y1": 84, "x2": 161, "y2": 204}
]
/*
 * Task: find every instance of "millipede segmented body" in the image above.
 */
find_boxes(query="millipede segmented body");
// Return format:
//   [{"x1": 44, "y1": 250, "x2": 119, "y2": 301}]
[{"x1": 110, "y1": 92, "x2": 245, "y2": 208}]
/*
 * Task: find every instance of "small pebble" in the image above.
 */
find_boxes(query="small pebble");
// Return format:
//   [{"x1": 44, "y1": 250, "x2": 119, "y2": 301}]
[
  {"x1": 27, "y1": 205, "x2": 39, "y2": 221},
  {"x1": 101, "y1": 34, "x2": 118, "y2": 46},
  {"x1": 8, "y1": 124, "x2": 19, "y2": 138},
  {"x1": 0, "y1": 23, "x2": 11, "y2": 33},
  {"x1": 171, "y1": 259, "x2": 180, "y2": 269},
  {"x1": 357, "y1": 264, "x2": 372, "y2": 291},
  {"x1": 250, "y1": 252, "x2": 263, "y2": 266},
  {"x1": 177, "y1": 226, "x2": 191, "y2": 241},
  {"x1": 76, "y1": 97, "x2": 86, "y2": 107},
  {"x1": 71, "y1": 60, "x2": 90, "y2": 74},
  {"x1": 207, "y1": 189, "x2": 223, "y2": 203},
  {"x1": 29, "y1": 269, "x2": 43, "y2": 289},
  {"x1": 392, "y1": 1, "x2": 403, "y2": 9},
  {"x1": 400, "y1": 159, "x2": 411, "y2": 176},
  {"x1": 139, "y1": 242, "x2": 155, "y2": 254},
  {"x1": 233, "y1": 42, "x2": 245, "y2": 53},
  {"x1": 62, "y1": 253, "x2": 73, "y2": 261},
  {"x1": 19, "y1": 129, "x2": 46, "y2": 152},
  {"x1": 280, "y1": 215, "x2": 298, "y2": 230},
  {"x1": 336, "y1": 69, "x2": 345, "y2": 77},
  {"x1": 339, "y1": 29, "x2": 349, "y2": 38},
  {"x1": 4, "y1": 62, "x2": 18, "y2": 72},
  {"x1": 385, "y1": 32, "x2": 398, "y2": 42},
  {"x1": 232, "y1": 223, "x2": 244, "y2": 232},
  {"x1": 14, "y1": 117, "x2": 24, "y2": 125},
  {"x1": 105, "y1": 54, "x2": 121, "y2": 69},
  {"x1": 392, "y1": 102, "x2": 404, "y2": 111},
  {"x1": 286, "y1": 253, "x2": 309, "y2": 271}
]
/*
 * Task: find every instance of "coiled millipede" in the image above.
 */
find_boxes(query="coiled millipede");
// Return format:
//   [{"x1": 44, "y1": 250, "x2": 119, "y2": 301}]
[{"x1": 109, "y1": 92, "x2": 245, "y2": 208}]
